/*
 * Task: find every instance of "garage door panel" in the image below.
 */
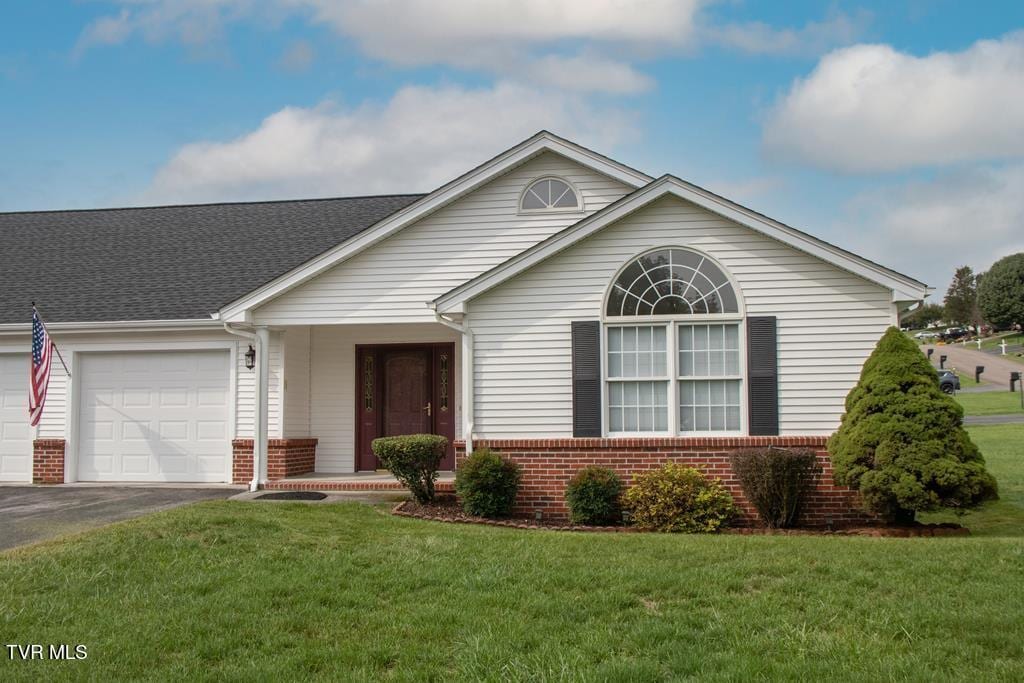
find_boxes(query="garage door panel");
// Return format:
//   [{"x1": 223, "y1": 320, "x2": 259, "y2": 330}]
[
  {"x1": 0, "y1": 355, "x2": 32, "y2": 482},
  {"x1": 77, "y1": 350, "x2": 230, "y2": 483}
]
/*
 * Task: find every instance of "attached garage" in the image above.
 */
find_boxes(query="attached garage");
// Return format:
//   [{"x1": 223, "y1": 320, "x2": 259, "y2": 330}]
[
  {"x1": 76, "y1": 350, "x2": 231, "y2": 483},
  {"x1": 0, "y1": 354, "x2": 32, "y2": 482}
]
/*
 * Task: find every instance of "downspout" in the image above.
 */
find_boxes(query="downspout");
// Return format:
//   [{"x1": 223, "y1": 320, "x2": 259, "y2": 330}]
[
  {"x1": 432, "y1": 308, "x2": 474, "y2": 455},
  {"x1": 223, "y1": 322, "x2": 269, "y2": 492}
]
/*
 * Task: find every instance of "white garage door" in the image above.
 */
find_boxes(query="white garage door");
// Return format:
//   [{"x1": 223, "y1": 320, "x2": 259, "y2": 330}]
[
  {"x1": 0, "y1": 355, "x2": 32, "y2": 482},
  {"x1": 78, "y1": 350, "x2": 231, "y2": 483}
]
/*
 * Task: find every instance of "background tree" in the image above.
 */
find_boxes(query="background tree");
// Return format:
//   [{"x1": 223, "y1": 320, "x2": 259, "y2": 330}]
[
  {"x1": 902, "y1": 302, "x2": 944, "y2": 329},
  {"x1": 828, "y1": 327, "x2": 997, "y2": 524},
  {"x1": 978, "y1": 253, "x2": 1024, "y2": 329},
  {"x1": 943, "y1": 265, "x2": 978, "y2": 325}
]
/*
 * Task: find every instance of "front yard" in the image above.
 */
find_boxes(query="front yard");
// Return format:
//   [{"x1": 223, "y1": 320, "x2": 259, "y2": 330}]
[{"x1": 3, "y1": 423, "x2": 1024, "y2": 681}]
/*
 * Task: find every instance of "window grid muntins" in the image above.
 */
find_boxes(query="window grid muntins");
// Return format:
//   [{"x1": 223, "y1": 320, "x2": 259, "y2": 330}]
[
  {"x1": 607, "y1": 248, "x2": 739, "y2": 317},
  {"x1": 678, "y1": 323, "x2": 742, "y2": 433},
  {"x1": 606, "y1": 325, "x2": 668, "y2": 433},
  {"x1": 521, "y1": 178, "x2": 580, "y2": 212}
]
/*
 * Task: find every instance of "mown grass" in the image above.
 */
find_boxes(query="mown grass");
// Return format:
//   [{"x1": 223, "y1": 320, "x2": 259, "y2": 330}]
[
  {"x1": 956, "y1": 391, "x2": 1024, "y2": 416},
  {"x1": 4, "y1": 425, "x2": 1024, "y2": 683}
]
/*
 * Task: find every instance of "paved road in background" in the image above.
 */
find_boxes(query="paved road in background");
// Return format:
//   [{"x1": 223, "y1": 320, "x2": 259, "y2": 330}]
[
  {"x1": 922, "y1": 344, "x2": 1023, "y2": 388},
  {"x1": 0, "y1": 486, "x2": 236, "y2": 551}
]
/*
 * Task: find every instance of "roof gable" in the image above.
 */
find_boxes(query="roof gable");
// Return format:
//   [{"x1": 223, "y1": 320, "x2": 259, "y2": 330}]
[
  {"x1": 433, "y1": 175, "x2": 930, "y2": 313},
  {"x1": 217, "y1": 131, "x2": 653, "y2": 322}
]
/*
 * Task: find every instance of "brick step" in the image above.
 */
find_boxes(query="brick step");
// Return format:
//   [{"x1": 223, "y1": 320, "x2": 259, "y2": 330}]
[{"x1": 264, "y1": 480, "x2": 456, "y2": 492}]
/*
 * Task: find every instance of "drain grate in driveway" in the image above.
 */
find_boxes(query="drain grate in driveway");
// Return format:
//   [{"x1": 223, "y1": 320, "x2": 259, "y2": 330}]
[{"x1": 255, "y1": 491, "x2": 328, "y2": 501}]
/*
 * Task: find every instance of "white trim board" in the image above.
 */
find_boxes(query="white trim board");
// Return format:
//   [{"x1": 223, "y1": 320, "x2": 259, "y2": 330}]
[
  {"x1": 433, "y1": 175, "x2": 931, "y2": 313},
  {"x1": 217, "y1": 131, "x2": 653, "y2": 323}
]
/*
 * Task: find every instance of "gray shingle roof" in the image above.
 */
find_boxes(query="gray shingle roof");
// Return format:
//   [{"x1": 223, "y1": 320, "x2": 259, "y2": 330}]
[{"x1": 0, "y1": 194, "x2": 423, "y2": 324}]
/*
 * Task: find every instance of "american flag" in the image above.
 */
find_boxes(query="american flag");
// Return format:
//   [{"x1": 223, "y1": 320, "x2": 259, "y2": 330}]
[{"x1": 29, "y1": 308, "x2": 53, "y2": 427}]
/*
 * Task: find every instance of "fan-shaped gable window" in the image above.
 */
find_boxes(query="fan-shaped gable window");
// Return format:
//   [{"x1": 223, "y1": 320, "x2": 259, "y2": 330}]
[
  {"x1": 520, "y1": 177, "x2": 580, "y2": 212},
  {"x1": 606, "y1": 248, "x2": 739, "y2": 317}
]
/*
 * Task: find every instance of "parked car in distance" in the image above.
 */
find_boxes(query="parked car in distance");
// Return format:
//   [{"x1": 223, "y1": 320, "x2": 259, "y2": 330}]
[
  {"x1": 914, "y1": 331, "x2": 940, "y2": 340},
  {"x1": 937, "y1": 369, "x2": 960, "y2": 394},
  {"x1": 939, "y1": 327, "x2": 970, "y2": 342}
]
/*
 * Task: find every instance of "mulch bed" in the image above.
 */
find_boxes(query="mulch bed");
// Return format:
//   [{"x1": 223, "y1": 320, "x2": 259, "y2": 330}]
[{"x1": 393, "y1": 499, "x2": 969, "y2": 536}]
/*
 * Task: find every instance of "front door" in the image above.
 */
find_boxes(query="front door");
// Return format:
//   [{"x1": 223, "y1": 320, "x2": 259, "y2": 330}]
[
  {"x1": 383, "y1": 349, "x2": 431, "y2": 438},
  {"x1": 356, "y1": 343, "x2": 456, "y2": 471}
]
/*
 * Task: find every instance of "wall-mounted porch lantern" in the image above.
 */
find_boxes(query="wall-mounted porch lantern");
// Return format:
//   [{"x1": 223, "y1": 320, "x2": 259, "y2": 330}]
[{"x1": 245, "y1": 344, "x2": 256, "y2": 370}]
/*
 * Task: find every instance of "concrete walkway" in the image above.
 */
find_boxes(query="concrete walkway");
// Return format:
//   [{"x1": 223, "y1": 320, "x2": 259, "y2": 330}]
[{"x1": 964, "y1": 414, "x2": 1024, "y2": 425}]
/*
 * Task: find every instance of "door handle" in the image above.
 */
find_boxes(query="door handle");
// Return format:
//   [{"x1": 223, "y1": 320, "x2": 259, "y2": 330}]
[{"x1": 424, "y1": 402, "x2": 432, "y2": 417}]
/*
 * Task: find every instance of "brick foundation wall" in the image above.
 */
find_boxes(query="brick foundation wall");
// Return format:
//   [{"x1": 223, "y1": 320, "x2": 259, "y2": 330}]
[
  {"x1": 455, "y1": 437, "x2": 872, "y2": 527},
  {"x1": 33, "y1": 439, "x2": 66, "y2": 484},
  {"x1": 232, "y1": 438, "x2": 318, "y2": 484}
]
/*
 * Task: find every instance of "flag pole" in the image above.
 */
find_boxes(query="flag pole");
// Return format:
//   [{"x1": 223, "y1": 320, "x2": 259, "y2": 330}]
[{"x1": 32, "y1": 302, "x2": 71, "y2": 377}]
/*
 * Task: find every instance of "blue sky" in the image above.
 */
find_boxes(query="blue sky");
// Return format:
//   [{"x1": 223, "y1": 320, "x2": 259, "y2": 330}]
[{"x1": 2, "y1": 1, "x2": 1024, "y2": 295}]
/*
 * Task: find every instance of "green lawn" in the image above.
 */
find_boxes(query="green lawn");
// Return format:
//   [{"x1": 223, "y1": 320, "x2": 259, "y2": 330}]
[
  {"x1": 4, "y1": 420, "x2": 1024, "y2": 683},
  {"x1": 956, "y1": 391, "x2": 1024, "y2": 416}
]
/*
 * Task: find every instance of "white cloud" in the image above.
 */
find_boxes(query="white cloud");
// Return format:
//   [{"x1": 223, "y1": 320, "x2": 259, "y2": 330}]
[
  {"x1": 142, "y1": 82, "x2": 637, "y2": 204},
  {"x1": 74, "y1": 1, "x2": 864, "y2": 94},
  {"x1": 277, "y1": 39, "x2": 313, "y2": 72},
  {"x1": 763, "y1": 33, "x2": 1024, "y2": 172},
  {"x1": 839, "y1": 164, "x2": 1024, "y2": 291},
  {"x1": 710, "y1": 11, "x2": 869, "y2": 57}
]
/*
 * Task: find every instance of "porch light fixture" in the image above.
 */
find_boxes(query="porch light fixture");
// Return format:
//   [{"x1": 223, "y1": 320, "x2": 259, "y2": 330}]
[{"x1": 245, "y1": 344, "x2": 256, "y2": 370}]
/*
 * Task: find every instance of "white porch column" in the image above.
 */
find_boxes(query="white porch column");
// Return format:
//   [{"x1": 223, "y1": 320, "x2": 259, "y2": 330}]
[
  {"x1": 254, "y1": 325, "x2": 271, "y2": 487},
  {"x1": 462, "y1": 312, "x2": 474, "y2": 455}
]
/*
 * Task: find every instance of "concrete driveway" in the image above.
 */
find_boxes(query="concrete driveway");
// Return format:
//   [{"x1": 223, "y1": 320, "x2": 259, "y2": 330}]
[{"x1": 0, "y1": 486, "x2": 238, "y2": 551}]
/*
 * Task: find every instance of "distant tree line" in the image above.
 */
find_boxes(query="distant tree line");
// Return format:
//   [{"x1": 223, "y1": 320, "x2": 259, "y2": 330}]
[{"x1": 903, "y1": 253, "x2": 1024, "y2": 331}]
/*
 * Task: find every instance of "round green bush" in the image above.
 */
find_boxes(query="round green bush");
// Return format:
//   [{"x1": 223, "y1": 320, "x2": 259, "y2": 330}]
[
  {"x1": 828, "y1": 327, "x2": 998, "y2": 523},
  {"x1": 565, "y1": 466, "x2": 623, "y2": 525},
  {"x1": 455, "y1": 448, "x2": 522, "y2": 518},
  {"x1": 623, "y1": 463, "x2": 735, "y2": 533},
  {"x1": 372, "y1": 434, "x2": 447, "y2": 504}
]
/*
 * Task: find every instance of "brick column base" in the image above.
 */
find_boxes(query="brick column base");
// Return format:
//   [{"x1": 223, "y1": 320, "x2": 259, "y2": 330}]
[
  {"x1": 33, "y1": 439, "x2": 66, "y2": 484},
  {"x1": 232, "y1": 438, "x2": 318, "y2": 485},
  {"x1": 454, "y1": 437, "x2": 872, "y2": 527}
]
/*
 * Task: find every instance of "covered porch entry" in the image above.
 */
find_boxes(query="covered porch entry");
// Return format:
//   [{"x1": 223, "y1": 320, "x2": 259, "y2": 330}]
[{"x1": 234, "y1": 322, "x2": 464, "y2": 486}]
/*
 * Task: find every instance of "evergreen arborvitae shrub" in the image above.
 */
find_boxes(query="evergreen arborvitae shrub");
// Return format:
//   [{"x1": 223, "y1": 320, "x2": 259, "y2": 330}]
[
  {"x1": 455, "y1": 448, "x2": 522, "y2": 518},
  {"x1": 565, "y1": 466, "x2": 623, "y2": 525},
  {"x1": 372, "y1": 434, "x2": 447, "y2": 504},
  {"x1": 827, "y1": 327, "x2": 997, "y2": 523},
  {"x1": 730, "y1": 447, "x2": 820, "y2": 528}
]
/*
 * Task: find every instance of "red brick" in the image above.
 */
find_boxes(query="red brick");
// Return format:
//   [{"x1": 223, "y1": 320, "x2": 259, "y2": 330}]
[{"x1": 33, "y1": 439, "x2": 66, "y2": 484}]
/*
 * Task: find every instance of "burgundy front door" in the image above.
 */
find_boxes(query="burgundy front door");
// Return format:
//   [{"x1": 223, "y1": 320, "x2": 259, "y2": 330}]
[
  {"x1": 356, "y1": 343, "x2": 456, "y2": 471},
  {"x1": 383, "y1": 349, "x2": 431, "y2": 438}
]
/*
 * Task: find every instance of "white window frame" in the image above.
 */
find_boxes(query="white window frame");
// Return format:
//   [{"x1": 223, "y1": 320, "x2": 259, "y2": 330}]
[
  {"x1": 601, "y1": 246, "x2": 747, "y2": 438},
  {"x1": 518, "y1": 176, "x2": 583, "y2": 215}
]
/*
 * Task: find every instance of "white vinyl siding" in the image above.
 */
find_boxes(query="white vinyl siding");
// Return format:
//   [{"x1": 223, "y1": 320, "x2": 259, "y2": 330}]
[
  {"x1": 469, "y1": 195, "x2": 894, "y2": 438},
  {"x1": 253, "y1": 153, "x2": 632, "y2": 325},
  {"x1": 283, "y1": 326, "x2": 312, "y2": 438},
  {"x1": 307, "y1": 323, "x2": 460, "y2": 473},
  {"x1": 235, "y1": 332, "x2": 283, "y2": 439}
]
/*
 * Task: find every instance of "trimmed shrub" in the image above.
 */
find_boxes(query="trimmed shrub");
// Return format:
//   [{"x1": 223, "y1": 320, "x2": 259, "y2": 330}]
[
  {"x1": 455, "y1": 448, "x2": 522, "y2": 518},
  {"x1": 623, "y1": 463, "x2": 735, "y2": 533},
  {"x1": 371, "y1": 434, "x2": 447, "y2": 504},
  {"x1": 828, "y1": 327, "x2": 998, "y2": 523},
  {"x1": 565, "y1": 466, "x2": 623, "y2": 526},
  {"x1": 730, "y1": 447, "x2": 820, "y2": 528}
]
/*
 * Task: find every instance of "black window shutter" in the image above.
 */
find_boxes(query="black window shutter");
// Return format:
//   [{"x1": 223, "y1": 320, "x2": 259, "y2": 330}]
[
  {"x1": 571, "y1": 321, "x2": 602, "y2": 437},
  {"x1": 747, "y1": 316, "x2": 779, "y2": 436}
]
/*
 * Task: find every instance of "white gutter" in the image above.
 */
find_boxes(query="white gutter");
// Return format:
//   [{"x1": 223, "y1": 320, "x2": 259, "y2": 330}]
[
  {"x1": 432, "y1": 308, "x2": 474, "y2": 455},
  {"x1": 223, "y1": 322, "x2": 269, "y2": 492}
]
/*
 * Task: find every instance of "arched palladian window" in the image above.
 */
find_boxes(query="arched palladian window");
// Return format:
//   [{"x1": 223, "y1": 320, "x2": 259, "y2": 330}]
[
  {"x1": 603, "y1": 248, "x2": 744, "y2": 436},
  {"x1": 520, "y1": 177, "x2": 580, "y2": 212},
  {"x1": 606, "y1": 248, "x2": 739, "y2": 317}
]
